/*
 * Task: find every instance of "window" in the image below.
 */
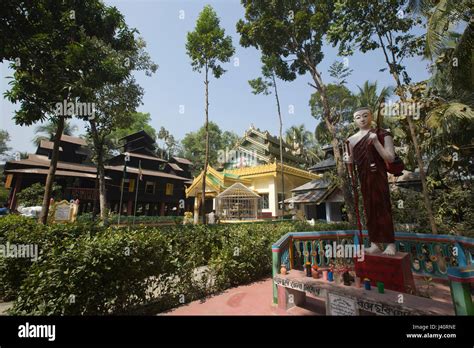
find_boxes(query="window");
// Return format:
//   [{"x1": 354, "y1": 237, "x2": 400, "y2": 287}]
[
  {"x1": 260, "y1": 193, "x2": 269, "y2": 209},
  {"x1": 145, "y1": 181, "x2": 155, "y2": 194},
  {"x1": 165, "y1": 183, "x2": 174, "y2": 196}
]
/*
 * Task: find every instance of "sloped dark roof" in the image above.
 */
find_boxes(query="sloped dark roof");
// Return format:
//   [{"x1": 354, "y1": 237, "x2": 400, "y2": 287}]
[
  {"x1": 106, "y1": 165, "x2": 189, "y2": 181},
  {"x1": 284, "y1": 186, "x2": 335, "y2": 204},
  {"x1": 120, "y1": 152, "x2": 166, "y2": 162},
  {"x1": 172, "y1": 157, "x2": 193, "y2": 165},
  {"x1": 291, "y1": 178, "x2": 332, "y2": 192},
  {"x1": 168, "y1": 163, "x2": 184, "y2": 172},
  {"x1": 309, "y1": 156, "x2": 336, "y2": 172},
  {"x1": 119, "y1": 130, "x2": 155, "y2": 143},
  {"x1": 6, "y1": 156, "x2": 97, "y2": 173},
  {"x1": 38, "y1": 140, "x2": 63, "y2": 152},
  {"x1": 60, "y1": 134, "x2": 87, "y2": 146}
]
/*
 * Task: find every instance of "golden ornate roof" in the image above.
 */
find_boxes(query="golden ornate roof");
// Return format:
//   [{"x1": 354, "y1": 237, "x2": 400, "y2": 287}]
[{"x1": 185, "y1": 163, "x2": 320, "y2": 197}]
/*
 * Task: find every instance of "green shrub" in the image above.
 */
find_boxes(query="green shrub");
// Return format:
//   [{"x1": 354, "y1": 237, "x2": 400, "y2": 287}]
[
  {"x1": 16, "y1": 183, "x2": 62, "y2": 207},
  {"x1": 76, "y1": 213, "x2": 184, "y2": 225},
  {"x1": 1, "y1": 216, "x2": 351, "y2": 315},
  {"x1": 0, "y1": 215, "x2": 103, "y2": 301}
]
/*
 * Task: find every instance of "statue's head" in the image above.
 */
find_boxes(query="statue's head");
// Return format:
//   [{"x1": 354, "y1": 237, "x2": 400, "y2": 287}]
[{"x1": 353, "y1": 107, "x2": 372, "y2": 129}]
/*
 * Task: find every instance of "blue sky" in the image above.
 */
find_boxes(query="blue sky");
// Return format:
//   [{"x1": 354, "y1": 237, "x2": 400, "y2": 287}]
[{"x1": 0, "y1": 0, "x2": 431, "y2": 154}]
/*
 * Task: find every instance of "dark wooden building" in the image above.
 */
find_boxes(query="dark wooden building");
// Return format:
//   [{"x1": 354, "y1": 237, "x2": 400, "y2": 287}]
[{"x1": 3, "y1": 131, "x2": 193, "y2": 216}]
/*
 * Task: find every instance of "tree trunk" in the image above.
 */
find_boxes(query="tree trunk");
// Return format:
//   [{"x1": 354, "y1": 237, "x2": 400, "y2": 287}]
[
  {"x1": 201, "y1": 66, "x2": 209, "y2": 224},
  {"x1": 376, "y1": 31, "x2": 438, "y2": 234},
  {"x1": 406, "y1": 116, "x2": 438, "y2": 234},
  {"x1": 97, "y1": 149, "x2": 108, "y2": 221},
  {"x1": 304, "y1": 58, "x2": 356, "y2": 226},
  {"x1": 39, "y1": 116, "x2": 65, "y2": 224},
  {"x1": 272, "y1": 73, "x2": 285, "y2": 219},
  {"x1": 325, "y1": 118, "x2": 356, "y2": 225},
  {"x1": 90, "y1": 120, "x2": 108, "y2": 222}
]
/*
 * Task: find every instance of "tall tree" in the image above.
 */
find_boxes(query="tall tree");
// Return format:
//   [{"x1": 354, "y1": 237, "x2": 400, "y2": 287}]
[
  {"x1": 32, "y1": 120, "x2": 78, "y2": 147},
  {"x1": 355, "y1": 81, "x2": 394, "y2": 128},
  {"x1": 327, "y1": 0, "x2": 440, "y2": 233},
  {"x1": 237, "y1": 1, "x2": 357, "y2": 226},
  {"x1": 186, "y1": 5, "x2": 235, "y2": 224},
  {"x1": 86, "y1": 79, "x2": 148, "y2": 222},
  {"x1": 285, "y1": 124, "x2": 314, "y2": 150},
  {"x1": 407, "y1": 0, "x2": 473, "y2": 59},
  {"x1": 157, "y1": 127, "x2": 178, "y2": 160},
  {"x1": 1, "y1": 1, "x2": 139, "y2": 224},
  {"x1": 249, "y1": 54, "x2": 287, "y2": 217}
]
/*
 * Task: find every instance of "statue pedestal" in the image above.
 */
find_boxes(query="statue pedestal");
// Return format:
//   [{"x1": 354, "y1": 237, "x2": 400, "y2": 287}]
[{"x1": 355, "y1": 251, "x2": 416, "y2": 294}]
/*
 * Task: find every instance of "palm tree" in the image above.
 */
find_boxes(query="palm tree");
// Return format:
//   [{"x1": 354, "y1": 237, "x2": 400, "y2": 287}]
[
  {"x1": 32, "y1": 120, "x2": 78, "y2": 146},
  {"x1": 408, "y1": 0, "x2": 472, "y2": 59},
  {"x1": 356, "y1": 81, "x2": 394, "y2": 127},
  {"x1": 285, "y1": 124, "x2": 313, "y2": 149}
]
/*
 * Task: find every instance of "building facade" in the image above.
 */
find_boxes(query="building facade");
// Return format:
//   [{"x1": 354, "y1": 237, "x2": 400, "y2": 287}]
[
  {"x1": 185, "y1": 126, "x2": 321, "y2": 221},
  {"x1": 3, "y1": 131, "x2": 193, "y2": 216}
]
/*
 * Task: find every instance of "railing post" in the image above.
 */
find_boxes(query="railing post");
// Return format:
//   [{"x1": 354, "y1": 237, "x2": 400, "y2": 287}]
[
  {"x1": 447, "y1": 266, "x2": 474, "y2": 315},
  {"x1": 455, "y1": 242, "x2": 467, "y2": 267},
  {"x1": 289, "y1": 237, "x2": 293, "y2": 270},
  {"x1": 272, "y1": 246, "x2": 281, "y2": 305}
]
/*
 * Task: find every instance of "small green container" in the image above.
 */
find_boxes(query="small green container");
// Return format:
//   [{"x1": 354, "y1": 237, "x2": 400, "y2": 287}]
[{"x1": 377, "y1": 281, "x2": 385, "y2": 294}]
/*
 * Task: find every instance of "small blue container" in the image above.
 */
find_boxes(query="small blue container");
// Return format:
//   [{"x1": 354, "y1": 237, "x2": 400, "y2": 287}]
[
  {"x1": 327, "y1": 271, "x2": 334, "y2": 282},
  {"x1": 364, "y1": 279, "x2": 371, "y2": 290}
]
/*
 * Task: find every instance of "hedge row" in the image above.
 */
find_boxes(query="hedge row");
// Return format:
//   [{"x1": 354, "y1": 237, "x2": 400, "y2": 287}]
[
  {"x1": 0, "y1": 215, "x2": 353, "y2": 315},
  {"x1": 76, "y1": 213, "x2": 184, "y2": 225}
]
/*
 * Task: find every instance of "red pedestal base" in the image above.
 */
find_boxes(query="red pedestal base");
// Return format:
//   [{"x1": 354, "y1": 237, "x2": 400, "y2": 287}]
[{"x1": 355, "y1": 251, "x2": 417, "y2": 294}]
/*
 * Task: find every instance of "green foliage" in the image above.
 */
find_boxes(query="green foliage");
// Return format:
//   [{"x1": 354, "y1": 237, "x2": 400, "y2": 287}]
[
  {"x1": 328, "y1": 60, "x2": 353, "y2": 86},
  {"x1": 181, "y1": 122, "x2": 239, "y2": 174},
  {"x1": 237, "y1": 0, "x2": 335, "y2": 82},
  {"x1": 76, "y1": 213, "x2": 184, "y2": 225},
  {"x1": 32, "y1": 120, "x2": 78, "y2": 147},
  {"x1": 16, "y1": 183, "x2": 62, "y2": 207},
  {"x1": 0, "y1": 186, "x2": 8, "y2": 205},
  {"x1": 1, "y1": 0, "x2": 139, "y2": 126},
  {"x1": 0, "y1": 130, "x2": 11, "y2": 156},
  {"x1": 0, "y1": 216, "x2": 352, "y2": 314},
  {"x1": 108, "y1": 112, "x2": 158, "y2": 150},
  {"x1": 391, "y1": 188, "x2": 429, "y2": 232},
  {"x1": 0, "y1": 215, "x2": 102, "y2": 301},
  {"x1": 391, "y1": 184, "x2": 474, "y2": 236},
  {"x1": 310, "y1": 83, "x2": 357, "y2": 144},
  {"x1": 157, "y1": 126, "x2": 179, "y2": 159},
  {"x1": 327, "y1": 0, "x2": 425, "y2": 85},
  {"x1": 185, "y1": 5, "x2": 235, "y2": 78}
]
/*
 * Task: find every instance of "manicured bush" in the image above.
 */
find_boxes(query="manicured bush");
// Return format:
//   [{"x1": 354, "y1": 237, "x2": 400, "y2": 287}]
[
  {"x1": 0, "y1": 215, "x2": 103, "y2": 301},
  {"x1": 0, "y1": 215, "x2": 353, "y2": 315},
  {"x1": 76, "y1": 213, "x2": 184, "y2": 225}
]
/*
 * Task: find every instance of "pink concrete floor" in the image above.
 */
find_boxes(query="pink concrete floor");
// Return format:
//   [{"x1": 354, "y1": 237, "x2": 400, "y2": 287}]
[
  {"x1": 162, "y1": 277, "x2": 454, "y2": 316},
  {"x1": 162, "y1": 278, "x2": 321, "y2": 316}
]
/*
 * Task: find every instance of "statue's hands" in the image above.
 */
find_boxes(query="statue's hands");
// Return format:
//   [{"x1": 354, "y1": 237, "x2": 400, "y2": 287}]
[{"x1": 368, "y1": 132, "x2": 378, "y2": 144}]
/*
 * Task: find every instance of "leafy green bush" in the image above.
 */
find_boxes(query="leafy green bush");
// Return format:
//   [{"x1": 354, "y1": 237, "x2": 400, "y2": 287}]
[
  {"x1": 0, "y1": 215, "x2": 102, "y2": 301},
  {"x1": 76, "y1": 212, "x2": 184, "y2": 225},
  {"x1": 391, "y1": 184, "x2": 474, "y2": 236},
  {"x1": 1, "y1": 215, "x2": 352, "y2": 315},
  {"x1": 16, "y1": 183, "x2": 62, "y2": 207}
]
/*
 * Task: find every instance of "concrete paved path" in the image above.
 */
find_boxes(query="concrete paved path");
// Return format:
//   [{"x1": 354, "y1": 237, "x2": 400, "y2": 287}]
[
  {"x1": 162, "y1": 276, "x2": 453, "y2": 316},
  {"x1": 162, "y1": 277, "x2": 322, "y2": 316}
]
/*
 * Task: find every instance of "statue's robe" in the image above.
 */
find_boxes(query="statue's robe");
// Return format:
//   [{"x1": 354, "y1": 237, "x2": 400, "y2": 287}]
[{"x1": 353, "y1": 129, "x2": 395, "y2": 243}]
